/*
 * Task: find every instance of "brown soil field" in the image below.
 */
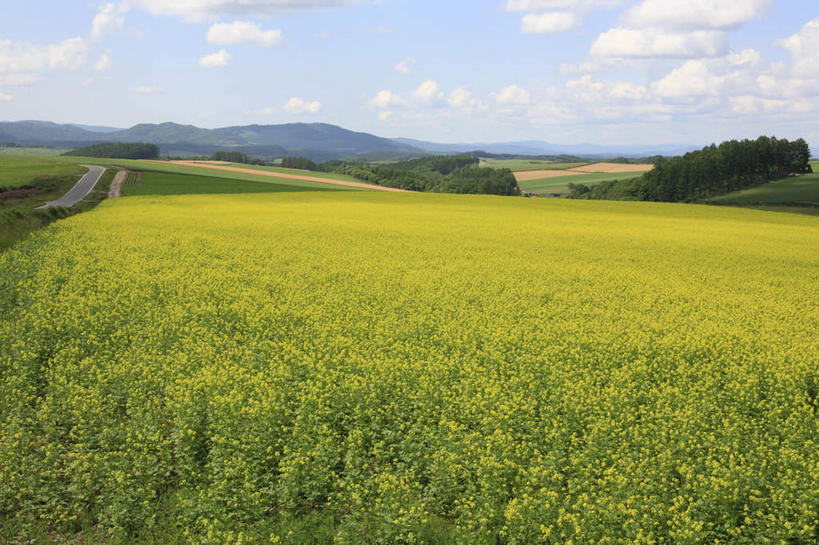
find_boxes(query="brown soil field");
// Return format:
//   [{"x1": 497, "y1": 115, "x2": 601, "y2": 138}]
[
  {"x1": 514, "y1": 170, "x2": 584, "y2": 182},
  {"x1": 568, "y1": 162, "x2": 654, "y2": 173},
  {"x1": 162, "y1": 161, "x2": 411, "y2": 193}
]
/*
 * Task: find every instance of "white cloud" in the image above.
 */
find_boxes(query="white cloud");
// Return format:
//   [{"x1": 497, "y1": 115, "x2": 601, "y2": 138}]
[
  {"x1": 378, "y1": 111, "x2": 393, "y2": 121},
  {"x1": 505, "y1": 0, "x2": 624, "y2": 11},
  {"x1": 624, "y1": 0, "x2": 770, "y2": 30},
  {"x1": 93, "y1": 53, "x2": 112, "y2": 72},
  {"x1": 0, "y1": 73, "x2": 42, "y2": 86},
  {"x1": 133, "y1": 85, "x2": 158, "y2": 94},
  {"x1": 777, "y1": 17, "x2": 819, "y2": 79},
  {"x1": 0, "y1": 37, "x2": 88, "y2": 74},
  {"x1": 284, "y1": 97, "x2": 321, "y2": 114},
  {"x1": 131, "y1": 0, "x2": 359, "y2": 20},
  {"x1": 590, "y1": 27, "x2": 727, "y2": 58},
  {"x1": 199, "y1": 49, "x2": 231, "y2": 67},
  {"x1": 567, "y1": 74, "x2": 649, "y2": 101},
  {"x1": 253, "y1": 106, "x2": 278, "y2": 115},
  {"x1": 369, "y1": 90, "x2": 406, "y2": 108},
  {"x1": 412, "y1": 80, "x2": 444, "y2": 102},
  {"x1": 447, "y1": 87, "x2": 487, "y2": 112},
  {"x1": 0, "y1": 92, "x2": 11, "y2": 102},
  {"x1": 521, "y1": 12, "x2": 579, "y2": 33},
  {"x1": 492, "y1": 84, "x2": 531, "y2": 105},
  {"x1": 92, "y1": 3, "x2": 128, "y2": 41},
  {"x1": 394, "y1": 57, "x2": 415, "y2": 74},
  {"x1": 207, "y1": 21, "x2": 282, "y2": 46},
  {"x1": 651, "y1": 49, "x2": 760, "y2": 98}
]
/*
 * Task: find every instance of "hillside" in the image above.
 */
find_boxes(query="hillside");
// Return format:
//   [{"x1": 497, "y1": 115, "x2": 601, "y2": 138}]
[{"x1": 0, "y1": 121, "x2": 423, "y2": 160}]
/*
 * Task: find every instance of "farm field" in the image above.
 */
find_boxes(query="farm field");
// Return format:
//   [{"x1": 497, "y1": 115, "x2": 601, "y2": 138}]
[
  {"x1": 1, "y1": 192, "x2": 817, "y2": 544},
  {"x1": 480, "y1": 158, "x2": 588, "y2": 171},
  {"x1": 705, "y1": 163, "x2": 819, "y2": 206},
  {"x1": 518, "y1": 170, "x2": 648, "y2": 195},
  {"x1": 0, "y1": 147, "x2": 70, "y2": 156},
  {"x1": 184, "y1": 161, "x2": 368, "y2": 183},
  {"x1": 120, "y1": 170, "x2": 338, "y2": 197}
]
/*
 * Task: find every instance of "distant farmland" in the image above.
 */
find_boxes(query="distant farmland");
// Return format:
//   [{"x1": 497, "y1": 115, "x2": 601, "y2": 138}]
[{"x1": 513, "y1": 162, "x2": 654, "y2": 195}]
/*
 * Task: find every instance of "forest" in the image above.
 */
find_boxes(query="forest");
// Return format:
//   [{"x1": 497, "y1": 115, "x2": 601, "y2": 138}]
[
  {"x1": 335, "y1": 155, "x2": 520, "y2": 195},
  {"x1": 63, "y1": 143, "x2": 159, "y2": 159},
  {"x1": 566, "y1": 136, "x2": 812, "y2": 201}
]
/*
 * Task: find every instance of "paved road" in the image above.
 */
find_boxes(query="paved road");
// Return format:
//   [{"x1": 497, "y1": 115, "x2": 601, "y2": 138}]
[{"x1": 37, "y1": 165, "x2": 105, "y2": 208}]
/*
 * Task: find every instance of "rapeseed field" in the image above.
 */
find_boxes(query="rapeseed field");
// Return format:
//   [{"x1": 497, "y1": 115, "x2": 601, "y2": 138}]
[{"x1": 1, "y1": 192, "x2": 817, "y2": 544}]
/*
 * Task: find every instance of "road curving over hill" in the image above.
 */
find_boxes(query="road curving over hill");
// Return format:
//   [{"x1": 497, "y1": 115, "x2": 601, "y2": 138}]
[
  {"x1": 37, "y1": 165, "x2": 106, "y2": 208},
  {"x1": 166, "y1": 161, "x2": 412, "y2": 193}
]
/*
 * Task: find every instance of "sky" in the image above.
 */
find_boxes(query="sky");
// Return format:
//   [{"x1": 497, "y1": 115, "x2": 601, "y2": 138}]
[{"x1": 1, "y1": 0, "x2": 818, "y2": 148}]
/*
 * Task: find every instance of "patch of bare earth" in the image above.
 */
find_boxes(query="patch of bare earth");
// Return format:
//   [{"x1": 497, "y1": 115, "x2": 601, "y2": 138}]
[
  {"x1": 165, "y1": 161, "x2": 411, "y2": 193},
  {"x1": 108, "y1": 170, "x2": 127, "y2": 198},
  {"x1": 514, "y1": 170, "x2": 584, "y2": 182},
  {"x1": 568, "y1": 162, "x2": 654, "y2": 173}
]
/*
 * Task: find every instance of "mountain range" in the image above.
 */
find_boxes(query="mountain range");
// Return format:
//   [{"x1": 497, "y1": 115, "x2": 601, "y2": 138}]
[{"x1": 0, "y1": 120, "x2": 697, "y2": 160}]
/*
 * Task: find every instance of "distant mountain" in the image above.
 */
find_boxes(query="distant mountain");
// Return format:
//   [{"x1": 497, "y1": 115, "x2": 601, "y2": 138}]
[
  {"x1": 0, "y1": 120, "x2": 697, "y2": 161},
  {"x1": 0, "y1": 120, "x2": 423, "y2": 161},
  {"x1": 393, "y1": 137, "x2": 698, "y2": 158},
  {"x1": 69, "y1": 124, "x2": 122, "y2": 133}
]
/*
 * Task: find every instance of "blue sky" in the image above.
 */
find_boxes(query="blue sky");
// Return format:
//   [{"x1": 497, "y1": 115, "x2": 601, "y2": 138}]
[{"x1": 1, "y1": 0, "x2": 818, "y2": 148}]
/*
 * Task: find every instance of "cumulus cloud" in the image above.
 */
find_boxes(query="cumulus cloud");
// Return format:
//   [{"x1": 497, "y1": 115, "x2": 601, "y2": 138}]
[
  {"x1": 131, "y1": 0, "x2": 359, "y2": 20},
  {"x1": 777, "y1": 17, "x2": 819, "y2": 78},
  {"x1": 199, "y1": 49, "x2": 231, "y2": 67},
  {"x1": 394, "y1": 57, "x2": 415, "y2": 74},
  {"x1": 0, "y1": 92, "x2": 11, "y2": 102},
  {"x1": 521, "y1": 12, "x2": 578, "y2": 33},
  {"x1": 283, "y1": 97, "x2": 321, "y2": 114},
  {"x1": 0, "y1": 37, "x2": 88, "y2": 73},
  {"x1": 369, "y1": 90, "x2": 406, "y2": 108},
  {"x1": 378, "y1": 111, "x2": 393, "y2": 121},
  {"x1": 651, "y1": 49, "x2": 760, "y2": 98},
  {"x1": 492, "y1": 84, "x2": 531, "y2": 105},
  {"x1": 590, "y1": 27, "x2": 727, "y2": 58},
  {"x1": 133, "y1": 85, "x2": 158, "y2": 94},
  {"x1": 447, "y1": 87, "x2": 487, "y2": 112},
  {"x1": 412, "y1": 80, "x2": 444, "y2": 102},
  {"x1": 567, "y1": 74, "x2": 649, "y2": 101},
  {"x1": 624, "y1": 0, "x2": 771, "y2": 30},
  {"x1": 92, "y1": 3, "x2": 128, "y2": 40},
  {"x1": 93, "y1": 53, "x2": 112, "y2": 72},
  {"x1": 505, "y1": 0, "x2": 624, "y2": 11},
  {"x1": 207, "y1": 21, "x2": 282, "y2": 46}
]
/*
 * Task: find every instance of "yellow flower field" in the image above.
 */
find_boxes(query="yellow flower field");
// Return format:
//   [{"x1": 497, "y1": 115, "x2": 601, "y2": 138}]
[{"x1": 1, "y1": 192, "x2": 817, "y2": 544}]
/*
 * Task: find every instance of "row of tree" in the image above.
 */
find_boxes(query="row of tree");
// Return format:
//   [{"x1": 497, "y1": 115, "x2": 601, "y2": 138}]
[
  {"x1": 209, "y1": 151, "x2": 263, "y2": 164},
  {"x1": 567, "y1": 136, "x2": 812, "y2": 202},
  {"x1": 334, "y1": 156, "x2": 520, "y2": 195},
  {"x1": 63, "y1": 143, "x2": 159, "y2": 159}
]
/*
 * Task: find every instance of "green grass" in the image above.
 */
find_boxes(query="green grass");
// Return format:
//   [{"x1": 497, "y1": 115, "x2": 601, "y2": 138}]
[
  {"x1": 480, "y1": 158, "x2": 588, "y2": 171},
  {"x1": 520, "y1": 171, "x2": 646, "y2": 195},
  {"x1": 200, "y1": 162, "x2": 366, "y2": 183},
  {"x1": 0, "y1": 155, "x2": 86, "y2": 190},
  {"x1": 0, "y1": 146, "x2": 70, "y2": 156},
  {"x1": 705, "y1": 168, "x2": 819, "y2": 206},
  {"x1": 122, "y1": 170, "x2": 339, "y2": 196}
]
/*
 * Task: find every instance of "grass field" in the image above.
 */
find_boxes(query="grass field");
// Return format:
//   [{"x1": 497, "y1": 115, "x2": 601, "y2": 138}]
[
  {"x1": 480, "y1": 158, "x2": 588, "y2": 171},
  {"x1": 191, "y1": 162, "x2": 368, "y2": 183},
  {"x1": 1, "y1": 192, "x2": 817, "y2": 544},
  {"x1": 121, "y1": 171, "x2": 340, "y2": 196},
  {"x1": 520, "y1": 170, "x2": 646, "y2": 195},
  {"x1": 706, "y1": 166, "x2": 819, "y2": 205},
  {"x1": 0, "y1": 147, "x2": 70, "y2": 156},
  {"x1": 0, "y1": 156, "x2": 86, "y2": 190}
]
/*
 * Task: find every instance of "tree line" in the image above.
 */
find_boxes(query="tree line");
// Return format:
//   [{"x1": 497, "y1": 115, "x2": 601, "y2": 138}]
[
  {"x1": 334, "y1": 155, "x2": 520, "y2": 195},
  {"x1": 209, "y1": 151, "x2": 263, "y2": 164},
  {"x1": 63, "y1": 143, "x2": 159, "y2": 159},
  {"x1": 567, "y1": 136, "x2": 812, "y2": 202}
]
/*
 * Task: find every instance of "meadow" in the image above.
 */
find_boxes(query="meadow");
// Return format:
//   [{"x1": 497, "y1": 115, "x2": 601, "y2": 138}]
[
  {"x1": 705, "y1": 162, "x2": 819, "y2": 205},
  {"x1": 518, "y1": 170, "x2": 647, "y2": 195},
  {"x1": 480, "y1": 159, "x2": 588, "y2": 171},
  {"x1": 1, "y1": 192, "x2": 817, "y2": 544}
]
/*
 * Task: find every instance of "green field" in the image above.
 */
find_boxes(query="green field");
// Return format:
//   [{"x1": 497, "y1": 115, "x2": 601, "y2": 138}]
[
  {"x1": 0, "y1": 146, "x2": 70, "y2": 156},
  {"x1": 520, "y1": 170, "x2": 647, "y2": 195},
  {"x1": 121, "y1": 170, "x2": 338, "y2": 196},
  {"x1": 480, "y1": 158, "x2": 588, "y2": 171},
  {"x1": 706, "y1": 165, "x2": 819, "y2": 205},
  {"x1": 201, "y1": 162, "x2": 367, "y2": 183},
  {"x1": 1, "y1": 192, "x2": 817, "y2": 544},
  {"x1": 0, "y1": 156, "x2": 86, "y2": 190}
]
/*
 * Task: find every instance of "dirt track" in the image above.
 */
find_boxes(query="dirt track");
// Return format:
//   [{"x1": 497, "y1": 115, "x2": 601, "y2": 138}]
[
  {"x1": 168, "y1": 161, "x2": 411, "y2": 193},
  {"x1": 108, "y1": 170, "x2": 127, "y2": 198},
  {"x1": 514, "y1": 170, "x2": 583, "y2": 182}
]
